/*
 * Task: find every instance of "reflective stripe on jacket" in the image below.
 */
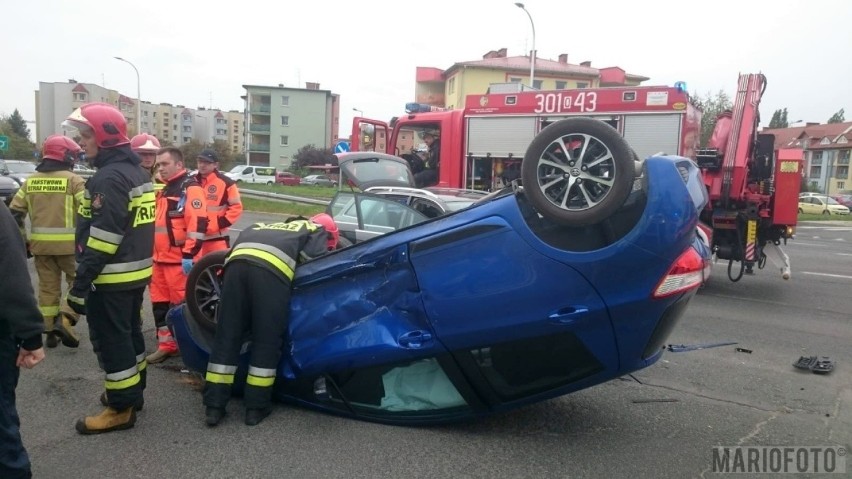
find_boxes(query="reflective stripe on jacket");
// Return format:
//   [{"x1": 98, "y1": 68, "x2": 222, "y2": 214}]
[
  {"x1": 9, "y1": 170, "x2": 86, "y2": 255},
  {"x1": 153, "y1": 170, "x2": 207, "y2": 263},
  {"x1": 74, "y1": 146, "x2": 155, "y2": 291},
  {"x1": 225, "y1": 219, "x2": 328, "y2": 284},
  {"x1": 198, "y1": 170, "x2": 242, "y2": 241}
]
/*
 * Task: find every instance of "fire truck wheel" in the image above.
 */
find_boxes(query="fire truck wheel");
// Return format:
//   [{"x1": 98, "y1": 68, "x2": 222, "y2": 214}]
[
  {"x1": 521, "y1": 117, "x2": 635, "y2": 226},
  {"x1": 186, "y1": 249, "x2": 228, "y2": 332}
]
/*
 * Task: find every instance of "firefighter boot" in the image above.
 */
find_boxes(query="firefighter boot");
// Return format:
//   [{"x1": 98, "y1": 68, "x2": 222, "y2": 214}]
[
  {"x1": 75, "y1": 407, "x2": 136, "y2": 435},
  {"x1": 146, "y1": 327, "x2": 180, "y2": 364},
  {"x1": 99, "y1": 391, "x2": 144, "y2": 411},
  {"x1": 44, "y1": 332, "x2": 59, "y2": 348},
  {"x1": 206, "y1": 407, "x2": 226, "y2": 427},
  {"x1": 245, "y1": 407, "x2": 272, "y2": 426},
  {"x1": 52, "y1": 314, "x2": 80, "y2": 348}
]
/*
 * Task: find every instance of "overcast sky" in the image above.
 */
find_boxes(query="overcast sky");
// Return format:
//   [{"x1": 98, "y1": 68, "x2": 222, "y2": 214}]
[{"x1": 3, "y1": 0, "x2": 850, "y2": 140}]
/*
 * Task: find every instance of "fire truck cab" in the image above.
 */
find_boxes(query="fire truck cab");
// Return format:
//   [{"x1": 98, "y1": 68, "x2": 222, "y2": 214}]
[{"x1": 352, "y1": 84, "x2": 702, "y2": 192}]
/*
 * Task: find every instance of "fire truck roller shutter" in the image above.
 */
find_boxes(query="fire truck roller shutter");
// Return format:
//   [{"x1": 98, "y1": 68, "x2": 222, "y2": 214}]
[
  {"x1": 466, "y1": 117, "x2": 538, "y2": 158},
  {"x1": 622, "y1": 114, "x2": 683, "y2": 161}
]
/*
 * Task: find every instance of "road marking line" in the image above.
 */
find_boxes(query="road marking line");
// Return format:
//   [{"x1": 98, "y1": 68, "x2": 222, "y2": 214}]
[{"x1": 801, "y1": 271, "x2": 852, "y2": 280}]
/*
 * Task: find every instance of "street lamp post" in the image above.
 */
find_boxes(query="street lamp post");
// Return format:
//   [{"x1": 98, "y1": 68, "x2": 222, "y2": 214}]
[
  {"x1": 352, "y1": 108, "x2": 364, "y2": 117},
  {"x1": 114, "y1": 56, "x2": 141, "y2": 134},
  {"x1": 514, "y1": 2, "x2": 536, "y2": 89}
]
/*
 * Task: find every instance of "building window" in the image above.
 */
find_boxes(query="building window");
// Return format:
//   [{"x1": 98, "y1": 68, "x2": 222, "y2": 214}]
[
  {"x1": 810, "y1": 166, "x2": 821, "y2": 177},
  {"x1": 183, "y1": 126, "x2": 191, "y2": 132},
  {"x1": 510, "y1": 77, "x2": 522, "y2": 83},
  {"x1": 533, "y1": 80, "x2": 543, "y2": 89},
  {"x1": 153, "y1": 112, "x2": 157, "y2": 118},
  {"x1": 173, "y1": 125, "x2": 177, "y2": 131},
  {"x1": 280, "y1": 135, "x2": 289, "y2": 146},
  {"x1": 173, "y1": 136, "x2": 177, "y2": 141},
  {"x1": 837, "y1": 168, "x2": 849, "y2": 178},
  {"x1": 73, "y1": 92, "x2": 87, "y2": 102},
  {"x1": 555, "y1": 81, "x2": 567, "y2": 89},
  {"x1": 281, "y1": 96, "x2": 290, "y2": 106},
  {"x1": 838, "y1": 181, "x2": 846, "y2": 189},
  {"x1": 281, "y1": 116, "x2": 289, "y2": 126},
  {"x1": 813, "y1": 151, "x2": 823, "y2": 161},
  {"x1": 576, "y1": 82, "x2": 589, "y2": 89},
  {"x1": 448, "y1": 77, "x2": 456, "y2": 94},
  {"x1": 174, "y1": 114, "x2": 178, "y2": 119},
  {"x1": 234, "y1": 135, "x2": 238, "y2": 142}
]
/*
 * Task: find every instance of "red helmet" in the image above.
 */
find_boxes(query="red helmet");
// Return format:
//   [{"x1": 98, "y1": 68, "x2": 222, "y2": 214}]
[
  {"x1": 42, "y1": 135, "x2": 82, "y2": 165},
  {"x1": 130, "y1": 133, "x2": 160, "y2": 153},
  {"x1": 311, "y1": 213, "x2": 339, "y2": 250},
  {"x1": 62, "y1": 102, "x2": 129, "y2": 148}
]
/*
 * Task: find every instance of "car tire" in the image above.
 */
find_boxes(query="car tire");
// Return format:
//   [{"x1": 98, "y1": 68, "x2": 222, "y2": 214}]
[
  {"x1": 186, "y1": 250, "x2": 228, "y2": 333},
  {"x1": 267, "y1": 181, "x2": 273, "y2": 185},
  {"x1": 798, "y1": 208, "x2": 804, "y2": 213},
  {"x1": 521, "y1": 118, "x2": 635, "y2": 226}
]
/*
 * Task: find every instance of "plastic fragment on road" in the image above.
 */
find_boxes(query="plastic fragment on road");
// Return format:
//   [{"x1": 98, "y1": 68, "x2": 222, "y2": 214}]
[{"x1": 793, "y1": 356, "x2": 835, "y2": 374}]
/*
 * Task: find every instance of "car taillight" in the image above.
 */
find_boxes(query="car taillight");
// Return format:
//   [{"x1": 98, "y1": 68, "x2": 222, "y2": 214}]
[{"x1": 653, "y1": 247, "x2": 705, "y2": 299}]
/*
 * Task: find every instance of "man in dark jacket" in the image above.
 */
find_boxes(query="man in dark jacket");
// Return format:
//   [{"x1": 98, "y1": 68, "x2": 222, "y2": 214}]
[
  {"x1": 0, "y1": 201, "x2": 46, "y2": 479},
  {"x1": 203, "y1": 215, "x2": 332, "y2": 427},
  {"x1": 62, "y1": 103, "x2": 155, "y2": 434}
]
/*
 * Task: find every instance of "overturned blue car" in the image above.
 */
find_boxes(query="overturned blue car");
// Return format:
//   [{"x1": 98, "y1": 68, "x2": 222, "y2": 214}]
[{"x1": 172, "y1": 118, "x2": 711, "y2": 425}]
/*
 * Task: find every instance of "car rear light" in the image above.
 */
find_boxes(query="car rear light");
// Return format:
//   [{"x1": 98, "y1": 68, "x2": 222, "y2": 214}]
[{"x1": 653, "y1": 247, "x2": 705, "y2": 299}]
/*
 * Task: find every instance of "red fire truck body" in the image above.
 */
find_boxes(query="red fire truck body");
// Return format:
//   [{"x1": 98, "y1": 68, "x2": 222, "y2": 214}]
[{"x1": 353, "y1": 85, "x2": 701, "y2": 191}]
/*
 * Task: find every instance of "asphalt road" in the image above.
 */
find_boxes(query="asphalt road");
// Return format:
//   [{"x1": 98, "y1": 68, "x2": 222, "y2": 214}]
[{"x1": 16, "y1": 217, "x2": 852, "y2": 478}]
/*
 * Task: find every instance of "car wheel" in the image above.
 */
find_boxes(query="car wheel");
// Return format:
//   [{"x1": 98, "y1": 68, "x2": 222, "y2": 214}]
[
  {"x1": 798, "y1": 208, "x2": 803, "y2": 213},
  {"x1": 521, "y1": 118, "x2": 635, "y2": 226},
  {"x1": 823, "y1": 210, "x2": 831, "y2": 216},
  {"x1": 186, "y1": 250, "x2": 228, "y2": 333},
  {"x1": 267, "y1": 181, "x2": 273, "y2": 185}
]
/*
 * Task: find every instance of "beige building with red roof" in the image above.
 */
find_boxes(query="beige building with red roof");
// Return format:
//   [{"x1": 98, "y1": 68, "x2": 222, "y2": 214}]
[{"x1": 762, "y1": 122, "x2": 852, "y2": 194}]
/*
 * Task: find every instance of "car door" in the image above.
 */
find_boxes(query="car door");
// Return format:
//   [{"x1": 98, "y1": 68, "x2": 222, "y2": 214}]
[{"x1": 407, "y1": 215, "x2": 617, "y2": 407}]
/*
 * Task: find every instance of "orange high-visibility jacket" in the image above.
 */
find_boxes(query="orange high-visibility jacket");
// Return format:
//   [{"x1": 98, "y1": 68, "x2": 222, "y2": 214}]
[
  {"x1": 198, "y1": 170, "x2": 242, "y2": 242},
  {"x1": 154, "y1": 170, "x2": 207, "y2": 263}
]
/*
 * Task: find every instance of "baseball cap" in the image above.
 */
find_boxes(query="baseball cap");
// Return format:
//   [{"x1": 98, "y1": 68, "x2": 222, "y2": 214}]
[{"x1": 197, "y1": 149, "x2": 218, "y2": 162}]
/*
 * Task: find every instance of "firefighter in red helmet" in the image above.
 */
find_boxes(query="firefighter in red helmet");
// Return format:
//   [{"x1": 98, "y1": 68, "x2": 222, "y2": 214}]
[
  {"x1": 9, "y1": 135, "x2": 87, "y2": 349},
  {"x1": 62, "y1": 103, "x2": 155, "y2": 434},
  {"x1": 203, "y1": 216, "x2": 334, "y2": 427}
]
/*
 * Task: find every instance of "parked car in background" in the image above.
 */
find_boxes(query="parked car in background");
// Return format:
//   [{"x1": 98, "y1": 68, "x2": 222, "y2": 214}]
[
  {"x1": 225, "y1": 165, "x2": 277, "y2": 184},
  {"x1": 175, "y1": 119, "x2": 712, "y2": 425},
  {"x1": 798, "y1": 195, "x2": 850, "y2": 215},
  {"x1": 831, "y1": 194, "x2": 852, "y2": 208},
  {"x1": 0, "y1": 174, "x2": 19, "y2": 205},
  {"x1": 0, "y1": 159, "x2": 37, "y2": 185},
  {"x1": 73, "y1": 163, "x2": 97, "y2": 179},
  {"x1": 300, "y1": 174, "x2": 335, "y2": 187},
  {"x1": 275, "y1": 171, "x2": 301, "y2": 186}
]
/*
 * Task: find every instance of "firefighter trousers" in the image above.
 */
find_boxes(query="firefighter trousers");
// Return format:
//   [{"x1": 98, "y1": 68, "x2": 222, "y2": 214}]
[
  {"x1": 86, "y1": 287, "x2": 147, "y2": 410},
  {"x1": 203, "y1": 262, "x2": 291, "y2": 410},
  {"x1": 34, "y1": 254, "x2": 78, "y2": 331},
  {"x1": 0, "y1": 336, "x2": 32, "y2": 479}
]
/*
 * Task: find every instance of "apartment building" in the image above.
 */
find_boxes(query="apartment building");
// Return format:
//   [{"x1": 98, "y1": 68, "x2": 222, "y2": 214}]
[
  {"x1": 243, "y1": 82, "x2": 339, "y2": 168},
  {"x1": 763, "y1": 121, "x2": 852, "y2": 194},
  {"x1": 35, "y1": 80, "x2": 245, "y2": 153},
  {"x1": 416, "y1": 48, "x2": 649, "y2": 110}
]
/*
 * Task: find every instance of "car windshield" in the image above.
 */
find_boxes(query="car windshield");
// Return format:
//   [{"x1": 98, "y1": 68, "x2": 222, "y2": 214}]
[
  {"x1": 228, "y1": 166, "x2": 244, "y2": 173},
  {"x1": 826, "y1": 197, "x2": 840, "y2": 205},
  {"x1": 7, "y1": 162, "x2": 36, "y2": 173}
]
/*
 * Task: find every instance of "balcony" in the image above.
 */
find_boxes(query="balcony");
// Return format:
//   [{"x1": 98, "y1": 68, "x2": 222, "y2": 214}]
[
  {"x1": 249, "y1": 124, "x2": 271, "y2": 134},
  {"x1": 249, "y1": 143, "x2": 270, "y2": 152},
  {"x1": 250, "y1": 104, "x2": 271, "y2": 114}
]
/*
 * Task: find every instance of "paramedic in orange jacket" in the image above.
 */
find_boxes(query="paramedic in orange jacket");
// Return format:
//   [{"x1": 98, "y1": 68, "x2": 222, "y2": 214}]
[
  {"x1": 147, "y1": 147, "x2": 207, "y2": 363},
  {"x1": 195, "y1": 149, "x2": 242, "y2": 256}
]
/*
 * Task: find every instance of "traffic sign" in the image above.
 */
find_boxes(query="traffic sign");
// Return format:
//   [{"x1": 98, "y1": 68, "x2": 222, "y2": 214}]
[
  {"x1": 334, "y1": 141, "x2": 350, "y2": 153},
  {"x1": 0, "y1": 135, "x2": 8, "y2": 151}
]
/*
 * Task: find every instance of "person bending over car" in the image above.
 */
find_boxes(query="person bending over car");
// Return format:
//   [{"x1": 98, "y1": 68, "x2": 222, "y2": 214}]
[{"x1": 203, "y1": 213, "x2": 336, "y2": 427}]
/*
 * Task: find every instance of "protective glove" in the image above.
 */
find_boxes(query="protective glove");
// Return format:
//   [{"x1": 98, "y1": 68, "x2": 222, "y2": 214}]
[
  {"x1": 182, "y1": 258, "x2": 194, "y2": 275},
  {"x1": 66, "y1": 288, "x2": 88, "y2": 316}
]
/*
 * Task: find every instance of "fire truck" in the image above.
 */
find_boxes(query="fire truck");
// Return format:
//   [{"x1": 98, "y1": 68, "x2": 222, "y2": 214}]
[{"x1": 351, "y1": 74, "x2": 801, "y2": 281}]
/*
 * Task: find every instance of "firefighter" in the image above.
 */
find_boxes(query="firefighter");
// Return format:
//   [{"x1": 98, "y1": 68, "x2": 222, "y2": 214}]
[
  {"x1": 195, "y1": 149, "x2": 243, "y2": 256},
  {"x1": 414, "y1": 128, "x2": 440, "y2": 187},
  {"x1": 203, "y1": 214, "x2": 334, "y2": 427},
  {"x1": 9, "y1": 135, "x2": 87, "y2": 349},
  {"x1": 146, "y1": 146, "x2": 207, "y2": 364},
  {"x1": 130, "y1": 133, "x2": 164, "y2": 192},
  {"x1": 62, "y1": 102, "x2": 155, "y2": 434},
  {"x1": 0, "y1": 201, "x2": 46, "y2": 479}
]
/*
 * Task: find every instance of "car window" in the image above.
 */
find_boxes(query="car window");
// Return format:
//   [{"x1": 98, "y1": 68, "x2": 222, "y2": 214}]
[
  {"x1": 242, "y1": 167, "x2": 252, "y2": 175},
  {"x1": 410, "y1": 198, "x2": 444, "y2": 218},
  {"x1": 7, "y1": 162, "x2": 36, "y2": 173}
]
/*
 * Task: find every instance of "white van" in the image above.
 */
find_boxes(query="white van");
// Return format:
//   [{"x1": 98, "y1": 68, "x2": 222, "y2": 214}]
[{"x1": 225, "y1": 165, "x2": 277, "y2": 184}]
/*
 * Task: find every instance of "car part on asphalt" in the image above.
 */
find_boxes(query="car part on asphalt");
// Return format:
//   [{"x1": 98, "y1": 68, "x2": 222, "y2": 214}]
[
  {"x1": 793, "y1": 356, "x2": 834, "y2": 374},
  {"x1": 666, "y1": 341, "x2": 738, "y2": 353}
]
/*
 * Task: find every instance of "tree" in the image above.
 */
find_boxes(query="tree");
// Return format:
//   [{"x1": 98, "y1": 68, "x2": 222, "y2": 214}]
[
  {"x1": 827, "y1": 109, "x2": 845, "y2": 124},
  {"x1": 178, "y1": 139, "x2": 205, "y2": 169},
  {"x1": 292, "y1": 144, "x2": 335, "y2": 169},
  {"x1": 209, "y1": 140, "x2": 235, "y2": 172},
  {"x1": 7, "y1": 109, "x2": 30, "y2": 139},
  {"x1": 768, "y1": 108, "x2": 789, "y2": 128},
  {"x1": 692, "y1": 89, "x2": 732, "y2": 146},
  {"x1": 0, "y1": 115, "x2": 37, "y2": 160}
]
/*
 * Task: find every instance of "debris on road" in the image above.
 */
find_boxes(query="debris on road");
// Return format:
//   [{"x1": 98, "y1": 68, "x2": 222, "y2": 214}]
[
  {"x1": 735, "y1": 347, "x2": 753, "y2": 354},
  {"x1": 793, "y1": 356, "x2": 835, "y2": 374},
  {"x1": 666, "y1": 341, "x2": 738, "y2": 353}
]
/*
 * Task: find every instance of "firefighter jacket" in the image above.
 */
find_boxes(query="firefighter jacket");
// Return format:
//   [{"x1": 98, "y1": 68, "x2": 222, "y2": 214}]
[
  {"x1": 225, "y1": 218, "x2": 328, "y2": 284},
  {"x1": 9, "y1": 169, "x2": 86, "y2": 255},
  {"x1": 74, "y1": 146, "x2": 155, "y2": 292},
  {"x1": 198, "y1": 170, "x2": 242, "y2": 242},
  {"x1": 154, "y1": 169, "x2": 207, "y2": 263},
  {"x1": 0, "y1": 202, "x2": 44, "y2": 351}
]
